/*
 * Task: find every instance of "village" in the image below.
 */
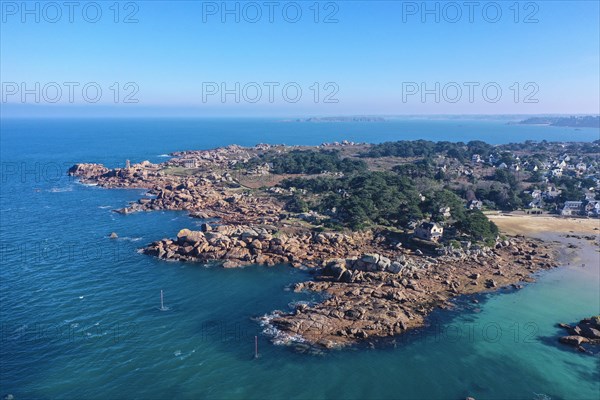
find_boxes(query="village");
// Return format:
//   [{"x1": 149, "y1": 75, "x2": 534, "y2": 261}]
[{"x1": 96, "y1": 139, "x2": 600, "y2": 249}]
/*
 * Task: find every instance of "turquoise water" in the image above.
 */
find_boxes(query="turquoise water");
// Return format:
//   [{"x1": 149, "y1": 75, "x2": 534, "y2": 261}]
[{"x1": 1, "y1": 118, "x2": 599, "y2": 399}]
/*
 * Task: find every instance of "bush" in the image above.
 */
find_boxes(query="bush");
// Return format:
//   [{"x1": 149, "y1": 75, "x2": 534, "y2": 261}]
[
  {"x1": 286, "y1": 195, "x2": 309, "y2": 213},
  {"x1": 457, "y1": 210, "x2": 499, "y2": 241}
]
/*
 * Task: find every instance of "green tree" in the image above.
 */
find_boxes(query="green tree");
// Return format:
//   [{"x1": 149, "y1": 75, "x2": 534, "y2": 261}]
[{"x1": 457, "y1": 210, "x2": 499, "y2": 241}]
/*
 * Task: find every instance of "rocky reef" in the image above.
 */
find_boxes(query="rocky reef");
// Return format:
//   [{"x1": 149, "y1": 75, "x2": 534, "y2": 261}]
[{"x1": 558, "y1": 316, "x2": 600, "y2": 353}]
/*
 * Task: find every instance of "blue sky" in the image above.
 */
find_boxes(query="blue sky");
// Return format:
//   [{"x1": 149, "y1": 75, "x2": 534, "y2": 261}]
[{"x1": 1, "y1": 0, "x2": 599, "y2": 116}]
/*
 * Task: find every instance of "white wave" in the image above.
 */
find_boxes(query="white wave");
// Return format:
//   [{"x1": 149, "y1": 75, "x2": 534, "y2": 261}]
[
  {"x1": 174, "y1": 348, "x2": 196, "y2": 360},
  {"x1": 48, "y1": 186, "x2": 74, "y2": 193},
  {"x1": 98, "y1": 205, "x2": 112, "y2": 209},
  {"x1": 158, "y1": 154, "x2": 171, "y2": 158},
  {"x1": 287, "y1": 300, "x2": 312, "y2": 310},
  {"x1": 85, "y1": 330, "x2": 109, "y2": 338},
  {"x1": 259, "y1": 312, "x2": 306, "y2": 345},
  {"x1": 121, "y1": 237, "x2": 143, "y2": 242}
]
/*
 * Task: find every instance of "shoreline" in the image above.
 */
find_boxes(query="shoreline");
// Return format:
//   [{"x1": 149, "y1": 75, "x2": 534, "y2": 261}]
[
  {"x1": 265, "y1": 234, "x2": 559, "y2": 348},
  {"x1": 139, "y1": 221, "x2": 561, "y2": 348},
  {"x1": 269, "y1": 227, "x2": 598, "y2": 351},
  {"x1": 67, "y1": 146, "x2": 599, "y2": 349}
]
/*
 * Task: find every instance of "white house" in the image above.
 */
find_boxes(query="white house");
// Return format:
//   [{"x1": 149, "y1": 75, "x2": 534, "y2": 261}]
[
  {"x1": 415, "y1": 222, "x2": 444, "y2": 242},
  {"x1": 468, "y1": 200, "x2": 483, "y2": 210},
  {"x1": 561, "y1": 201, "x2": 583, "y2": 216}
]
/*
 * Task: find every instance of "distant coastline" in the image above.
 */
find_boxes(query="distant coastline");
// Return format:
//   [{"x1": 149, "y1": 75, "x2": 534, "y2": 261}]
[
  {"x1": 517, "y1": 116, "x2": 600, "y2": 129},
  {"x1": 286, "y1": 116, "x2": 387, "y2": 123}
]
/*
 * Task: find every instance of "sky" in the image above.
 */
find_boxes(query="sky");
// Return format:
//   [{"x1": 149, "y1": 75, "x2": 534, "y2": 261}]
[{"x1": 1, "y1": 0, "x2": 599, "y2": 117}]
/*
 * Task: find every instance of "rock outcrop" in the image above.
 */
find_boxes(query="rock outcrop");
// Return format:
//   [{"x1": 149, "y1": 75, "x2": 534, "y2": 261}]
[
  {"x1": 558, "y1": 316, "x2": 600, "y2": 352},
  {"x1": 144, "y1": 225, "x2": 558, "y2": 348},
  {"x1": 68, "y1": 155, "x2": 285, "y2": 225},
  {"x1": 143, "y1": 225, "x2": 377, "y2": 268},
  {"x1": 266, "y1": 235, "x2": 557, "y2": 348}
]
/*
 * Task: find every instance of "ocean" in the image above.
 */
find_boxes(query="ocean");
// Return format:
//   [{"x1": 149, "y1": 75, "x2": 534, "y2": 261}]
[{"x1": 1, "y1": 118, "x2": 599, "y2": 399}]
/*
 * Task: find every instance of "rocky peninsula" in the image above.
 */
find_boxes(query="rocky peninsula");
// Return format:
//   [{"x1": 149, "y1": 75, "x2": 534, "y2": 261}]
[
  {"x1": 68, "y1": 140, "x2": 598, "y2": 349},
  {"x1": 142, "y1": 224, "x2": 555, "y2": 348}
]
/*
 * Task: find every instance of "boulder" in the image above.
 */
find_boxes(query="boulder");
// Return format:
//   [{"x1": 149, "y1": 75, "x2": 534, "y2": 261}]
[
  {"x1": 580, "y1": 325, "x2": 600, "y2": 340},
  {"x1": 223, "y1": 260, "x2": 242, "y2": 268},
  {"x1": 200, "y1": 223, "x2": 212, "y2": 232},
  {"x1": 177, "y1": 229, "x2": 205, "y2": 245},
  {"x1": 361, "y1": 253, "x2": 380, "y2": 264},
  {"x1": 204, "y1": 232, "x2": 223, "y2": 241},
  {"x1": 388, "y1": 261, "x2": 404, "y2": 274},
  {"x1": 224, "y1": 247, "x2": 251, "y2": 260},
  {"x1": 377, "y1": 256, "x2": 391, "y2": 271},
  {"x1": 559, "y1": 335, "x2": 589, "y2": 346}
]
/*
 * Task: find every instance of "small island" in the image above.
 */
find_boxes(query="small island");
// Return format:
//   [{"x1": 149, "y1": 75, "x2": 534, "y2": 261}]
[{"x1": 69, "y1": 139, "x2": 600, "y2": 349}]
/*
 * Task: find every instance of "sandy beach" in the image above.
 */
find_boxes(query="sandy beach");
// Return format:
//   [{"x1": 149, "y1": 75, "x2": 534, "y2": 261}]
[{"x1": 488, "y1": 214, "x2": 600, "y2": 236}]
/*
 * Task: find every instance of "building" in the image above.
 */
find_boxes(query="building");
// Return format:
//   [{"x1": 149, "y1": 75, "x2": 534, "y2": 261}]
[
  {"x1": 467, "y1": 200, "x2": 483, "y2": 210},
  {"x1": 543, "y1": 186, "x2": 561, "y2": 199},
  {"x1": 528, "y1": 198, "x2": 544, "y2": 209},
  {"x1": 182, "y1": 159, "x2": 197, "y2": 168},
  {"x1": 415, "y1": 222, "x2": 444, "y2": 242},
  {"x1": 576, "y1": 163, "x2": 587, "y2": 172},
  {"x1": 439, "y1": 207, "x2": 451, "y2": 218},
  {"x1": 551, "y1": 168, "x2": 563, "y2": 177},
  {"x1": 584, "y1": 201, "x2": 600, "y2": 217},
  {"x1": 561, "y1": 201, "x2": 583, "y2": 216}
]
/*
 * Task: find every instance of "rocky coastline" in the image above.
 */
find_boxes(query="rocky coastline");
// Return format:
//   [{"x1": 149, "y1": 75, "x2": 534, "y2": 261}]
[
  {"x1": 145, "y1": 224, "x2": 557, "y2": 348},
  {"x1": 68, "y1": 147, "x2": 284, "y2": 225},
  {"x1": 68, "y1": 144, "x2": 564, "y2": 349}
]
